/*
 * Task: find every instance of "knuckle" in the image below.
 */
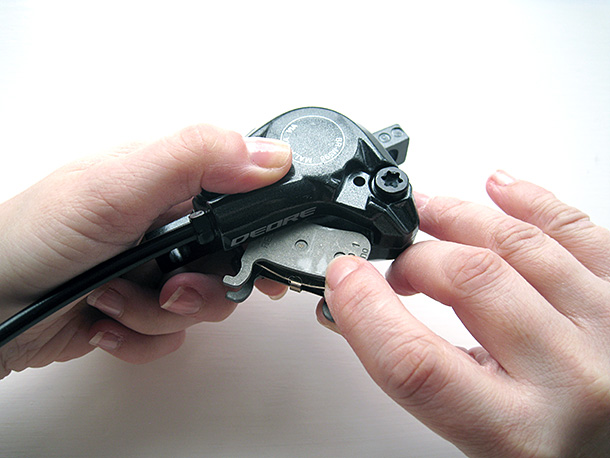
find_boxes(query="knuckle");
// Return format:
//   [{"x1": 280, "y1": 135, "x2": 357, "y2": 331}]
[
  {"x1": 381, "y1": 335, "x2": 448, "y2": 406},
  {"x1": 565, "y1": 354, "x2": 610, "y2": 411},
  {"x1": 429, "y1": 197, "x2": 475, "y2": 227},
  {"x1": 584, "y1": 377, "x2": 610, "y2": 412},
  {"x1": 445, "y1": 247, "x2": 507, "y2": 301},
  {"x1": 333, "y1": 281, "x2": 387, "y2": 335},
  {"x1": 174, "y1": 124, "x2": 241, "y2": 157},
  {"x1": 171, "y1": 124, "x2": 235, "y2": 193},
  {"x1": 491, "y1": 219, "x2": 547, "y2": 260},
  {"x1": 175, "y1": 124, "x2": 214, "y2": 155},
  {"x1": 531, "y1": 193, "x2": 593, "y2": 235}
]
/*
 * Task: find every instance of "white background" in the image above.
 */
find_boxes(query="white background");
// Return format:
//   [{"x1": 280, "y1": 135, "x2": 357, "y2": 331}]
[{"x1": 0, "y1": 1, "x2": 608, "y2": 457}]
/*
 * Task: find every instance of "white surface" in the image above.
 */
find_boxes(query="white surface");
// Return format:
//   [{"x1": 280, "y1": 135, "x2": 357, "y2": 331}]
[{"x1": 0, "y1": 1, "x2": 608, "y2": 457}]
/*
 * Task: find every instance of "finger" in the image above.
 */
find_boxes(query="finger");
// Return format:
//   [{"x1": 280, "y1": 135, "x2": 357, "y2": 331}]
[
  {"x1": 413, "y1": 191, "x2": 609, "y2": 322},
  {"x1": 87, "y1": 278, "x2": 195, "y2": 335},
  {"x1": 486, "y1": 171, "x2": 610, "y2": 280},
  {"x1": 315, "y1": 299, "x2": 340, "y2": 334},
  {"x1": 159, "y1": 272, "x2": 237, "y2": 322},
  {"x1": 88, "y1": 319, "x2": 185, "y2": 364},
  {"x1": 255, "y1": 278, "x2": 289, "y2": 300},
  {"x1": 87, "y1": 274, "x2": 235, "y2": 336},
  {"x1": 323, "y1": 256, "x2": 512, "y2": 452},
  {"x1": 386, "y1": 241, "x2": 576, "y2": 377},
  {"x1": 126, "y1": 128, "x2": 292, "y2": 217},
  {"x1": 69, "y1": 126, "x2": 292, "y2": 243}
]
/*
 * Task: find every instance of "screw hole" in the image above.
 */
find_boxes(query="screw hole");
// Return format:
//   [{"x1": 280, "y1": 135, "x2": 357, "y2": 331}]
[
  {"x1": 378, "y1": 133, "x2": 391, "y2": 143},
  {"x1": 353, "y1": 176, "x2": 366, "y2": 187}
]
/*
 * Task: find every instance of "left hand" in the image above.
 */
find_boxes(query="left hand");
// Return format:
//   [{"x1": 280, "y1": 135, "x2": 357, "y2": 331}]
[{"x1": 0, "y1": 124, "x2": 291, "y2": 378}]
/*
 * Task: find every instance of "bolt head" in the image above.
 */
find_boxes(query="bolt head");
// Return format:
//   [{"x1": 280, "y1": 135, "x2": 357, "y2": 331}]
[{"x1": 374, "y1": 166, "x2": 409, "y2": 200}]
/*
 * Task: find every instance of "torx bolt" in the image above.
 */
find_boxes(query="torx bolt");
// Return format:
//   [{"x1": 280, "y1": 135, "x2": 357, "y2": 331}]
[{"x1": 374, "y1": 166, "x2": 409, "y2": 200}]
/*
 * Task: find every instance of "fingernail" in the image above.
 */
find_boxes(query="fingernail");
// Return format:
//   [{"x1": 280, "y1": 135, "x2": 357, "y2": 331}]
[
  {"x1": 491, "y1": 170, "x2": 516, "y2": 186},
  {"x1": 316, "y1": 299, "x2": 341, "y2": 334},
  {"x1": 269, "y1": 289, "x2": 288, "y2": 301},
  {"x1": 89, "y1": 331, "x2": 122, "y2": 351},
  {"x1": 160, "y1": 286, "x2": 203, "y2": 315},
  {"x1": 245, "y1": 137, "x2": 292, "y2": 169},
  {"x1": 321, "y1": 301, "x2": 335, "y2": 323},
  {"x1": 316, "y1": 301, "x2": 340, "y2": 334},
  {"x1": 87, "y1": 286, "x2": 125, "y2": 319},
  {"x1": 413, "y1": 191, "x2": 430, "y2": 212},
  {"x1": 325, "y1": 256, "x2": 362, "y2": 292}
]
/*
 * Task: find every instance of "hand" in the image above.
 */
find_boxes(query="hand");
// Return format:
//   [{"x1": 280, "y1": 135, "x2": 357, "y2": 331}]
[
  {"x1": 0, "y1": 124, "x2": 291, "y2": 379},
  {"x1": 320, "y1": 171, "x2": 610, "y2": 457}
]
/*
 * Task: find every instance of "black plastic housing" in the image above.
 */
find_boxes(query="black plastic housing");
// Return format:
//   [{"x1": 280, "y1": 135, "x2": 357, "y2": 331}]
[
  {"x1": 187, "y1": 107, "x2": 418, "y2": 263},
  {"x1": 0, "y1": 108, "x2": 419, "y2": 347}
]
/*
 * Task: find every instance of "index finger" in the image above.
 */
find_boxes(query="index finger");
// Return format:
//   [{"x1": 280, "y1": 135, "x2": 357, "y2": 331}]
[{"x1": 409, "y1": 179, "x2": 609, "y2": 323}]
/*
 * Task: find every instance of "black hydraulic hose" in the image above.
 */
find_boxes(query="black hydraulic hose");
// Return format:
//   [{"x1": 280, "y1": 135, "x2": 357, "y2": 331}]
[{"x1": 0, "y1": 222, "x2": 201, "y2": 347}]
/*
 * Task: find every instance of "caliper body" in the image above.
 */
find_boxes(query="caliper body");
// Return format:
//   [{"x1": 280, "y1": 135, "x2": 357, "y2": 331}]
[
  {"x1": 151, "y1": 107, "x2": 419, "y2": 302},
  {"x1": 0, "y1": 107, "x2": 419, "y2": 347}
]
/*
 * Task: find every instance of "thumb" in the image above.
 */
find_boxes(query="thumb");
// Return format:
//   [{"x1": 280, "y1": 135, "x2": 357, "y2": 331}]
[
  {"x1": 19, "y1": 124, "x2": 290, "y2": 258},
  {"x1": 93, "y1": 124, "x2": 292, "y2": 225},
  {"x1": 323, "y1": 256, "x2": 498, "y2": 446},
  {"x1": 0, "y1": 124, "x2": 291, "y2": 298},
  {"x1": 323, "y1": 256, "x2": 455, "y2": 404}
]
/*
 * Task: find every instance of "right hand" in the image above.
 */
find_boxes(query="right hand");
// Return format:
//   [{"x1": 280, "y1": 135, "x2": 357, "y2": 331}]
[{"x1": 321, "y1": 172, "x2": 610, "y2": 457}]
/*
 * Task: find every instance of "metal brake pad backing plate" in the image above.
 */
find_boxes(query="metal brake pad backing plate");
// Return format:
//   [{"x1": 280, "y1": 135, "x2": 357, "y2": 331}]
[{"x1": 223, "y1": 223, "x2": 371, "y2": 302}]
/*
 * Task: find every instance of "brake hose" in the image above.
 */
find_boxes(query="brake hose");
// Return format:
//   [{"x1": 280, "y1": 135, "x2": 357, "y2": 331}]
[{"x1": 0, "y1": 212, "x2": 212, "y2": 347}]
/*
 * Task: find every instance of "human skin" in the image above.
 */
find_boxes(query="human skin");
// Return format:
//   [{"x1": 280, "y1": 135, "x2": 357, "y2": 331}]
[
  {"x1": 320, "y1": 171, "x2": 610, "y2": 457},
  {"x1": 3, "y1": 134, "x2": 609, "y2": 456},
  {"x1": 0, "y1": 124, "x2": 291, "y2": 378}
]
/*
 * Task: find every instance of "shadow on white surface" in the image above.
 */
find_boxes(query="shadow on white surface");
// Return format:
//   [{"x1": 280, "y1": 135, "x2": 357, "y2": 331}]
[{"x1": 1, "y1": 290, "x2": 467, "y2": 457}]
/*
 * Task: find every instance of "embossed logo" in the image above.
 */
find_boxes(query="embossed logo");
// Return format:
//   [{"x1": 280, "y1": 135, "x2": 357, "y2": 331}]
[{"x1": 280, "y1": 115, "x2": 345, "y2": 166}]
